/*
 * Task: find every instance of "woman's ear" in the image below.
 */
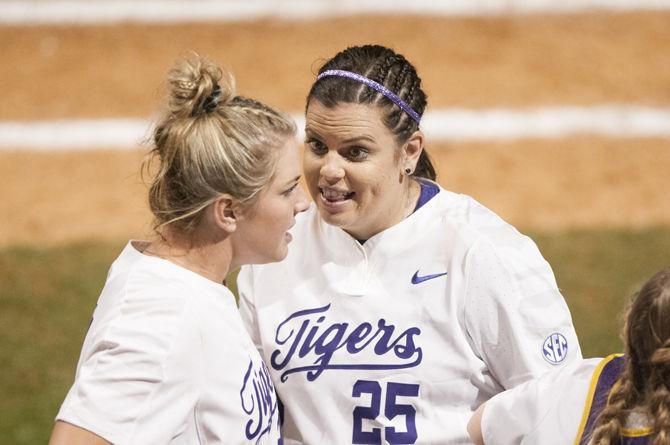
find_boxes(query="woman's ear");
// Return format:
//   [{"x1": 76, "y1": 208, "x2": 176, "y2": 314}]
[
  {"x1": 402, "y1": 130, "x2": 425, "y2": 172},
  {"x1": 211, "y1": 194, "x2": 238, "y2": 233}
]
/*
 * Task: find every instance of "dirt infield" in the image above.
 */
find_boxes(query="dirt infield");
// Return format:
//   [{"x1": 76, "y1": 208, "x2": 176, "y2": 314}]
[{"x1": 1, "y1": 12, "x2": 669, "y2": 246}]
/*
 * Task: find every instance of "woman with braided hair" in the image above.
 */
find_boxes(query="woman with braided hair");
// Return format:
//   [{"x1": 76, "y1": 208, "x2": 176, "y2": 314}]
[
  {"x1": 467, "y1": 266, "x2": 670, "y2": 445},
  {"x1": 237, "y1": 44, "x2": 581, "y2": 444},
  {"x1": 48, "y1": 54, "x2": 308, "y2": 444}
]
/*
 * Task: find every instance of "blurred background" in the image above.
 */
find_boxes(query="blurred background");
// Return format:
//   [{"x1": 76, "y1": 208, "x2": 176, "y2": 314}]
[{"x1": 1, "y1": 0, "x2": 669, "y2": 442}]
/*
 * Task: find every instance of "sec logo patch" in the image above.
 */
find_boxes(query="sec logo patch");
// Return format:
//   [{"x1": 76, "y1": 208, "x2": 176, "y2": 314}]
[{"x1": 542, "y1": 332, "x2": 568, "y2": 364}]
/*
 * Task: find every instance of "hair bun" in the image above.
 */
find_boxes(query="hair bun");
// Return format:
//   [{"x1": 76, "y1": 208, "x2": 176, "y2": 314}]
[
  {"x1": 166, "y1": 53, "x2": 235, "y2": 118},
  {"x1": 200, "y1": 84, "x2": 222, "y2": 115}
]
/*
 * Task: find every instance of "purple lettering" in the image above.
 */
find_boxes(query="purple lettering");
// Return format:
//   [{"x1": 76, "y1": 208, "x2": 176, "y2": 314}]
[
  {"x1": 271, "y1": 304, "x2": 331, "y2": 369},
  {"x1": 240, "y1": 360, "x2": 278, "y2": 442},
  {"x1": 271, "y1": 304, "x2": 422, "y2": 382},
  {"x1": 345, "y1": 322, "x2": 376, "y2": 353}
]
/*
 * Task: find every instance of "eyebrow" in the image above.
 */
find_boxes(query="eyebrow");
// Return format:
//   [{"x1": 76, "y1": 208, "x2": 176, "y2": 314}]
[
  {"x1": 283, "y1": 175, "x2": 301, "y2": 186},
  {"x1": 341, "y1": 135, "x2": 375, "y2": 144},
  {"x1": 303, "y1": 128, "x2": 321, "y2": 140},
  {"x1": 304, "y1": 129, "x2": 375, "y2": 144}
]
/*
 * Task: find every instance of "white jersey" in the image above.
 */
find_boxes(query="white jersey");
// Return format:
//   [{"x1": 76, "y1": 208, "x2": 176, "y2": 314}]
[
  {"x1": 57, "y1": 241, "x2": 281, "y2": 445},
  {"x1": 482, "y1": 355, "x2": 652, "y2": 445},
  {"x1": 238, "y1": 188, "x2": 581, "y2": 444}
]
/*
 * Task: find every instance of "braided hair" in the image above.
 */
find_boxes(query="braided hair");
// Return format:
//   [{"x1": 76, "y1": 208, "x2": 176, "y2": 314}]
[
  {"x1": 306, "y1": 45, "x2": 435, "y2": 181},
  {"x1": 590, "y1": 267, "x2": 670, "y2": 445}
]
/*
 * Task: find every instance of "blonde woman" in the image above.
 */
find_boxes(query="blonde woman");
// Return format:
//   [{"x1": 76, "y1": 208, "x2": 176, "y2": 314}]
[
  {"x1": 468, "y1": 266, "x2": 670, "y2": 445},
  {"x1": 48, "y1": 55, "x2": 308, "y2": 445}
]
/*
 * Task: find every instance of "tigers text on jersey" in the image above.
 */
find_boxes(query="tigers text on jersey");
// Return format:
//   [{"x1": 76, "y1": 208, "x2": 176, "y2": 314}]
[
  {"x1": 482, "y1": 355, "x2": 653, "y2": 445},
  {"x1": 57, "y1": 241, "x2": 281, "y2": 445},
  {"x1": 238, "y1": 188, "x2": 582, "y2": 444}
]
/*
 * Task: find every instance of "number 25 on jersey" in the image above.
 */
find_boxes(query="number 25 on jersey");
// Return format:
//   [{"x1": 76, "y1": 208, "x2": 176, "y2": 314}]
[{"x1": 352, "y1": 380, "x2": 420, "y2": 444}]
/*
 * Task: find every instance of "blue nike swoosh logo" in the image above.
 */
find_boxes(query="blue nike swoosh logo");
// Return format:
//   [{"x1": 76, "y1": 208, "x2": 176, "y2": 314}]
[{"x1": 411, "y1": 270, "x2": 448, "y2": 284}]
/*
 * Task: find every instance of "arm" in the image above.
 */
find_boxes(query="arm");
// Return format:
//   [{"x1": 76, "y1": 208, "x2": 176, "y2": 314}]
[
  {"x1": 472, "y1": 361, "x2": 590, "y2": 445},
  {"x1": 49, "y1": 421, "x2": 112, "y2": 445},
  {"x1": 474, "y1": 379, "x2": 546, "y2": 445},
  {"x1": 467, "y1": 404, "x2": 486, "y2": 445}
]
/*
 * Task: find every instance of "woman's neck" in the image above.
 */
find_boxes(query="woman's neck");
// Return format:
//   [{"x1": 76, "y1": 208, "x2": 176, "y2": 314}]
[
  {"x1": 402, "y1": 178, "x2": 421, "y2": 219},
  {"x1": 346, "y1": 178, "x2": 421, "y2": 241},
  {"x1": 144, "y1": 231, "x2": 233, "y2": 284}
]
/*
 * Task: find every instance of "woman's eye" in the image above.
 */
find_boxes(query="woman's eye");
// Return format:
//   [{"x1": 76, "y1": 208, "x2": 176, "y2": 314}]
[
  {"x1": 347, "y1": 147, "x2": 368, "y2": 161},
  {"x1": 283, "y1": 183, "x2": 299, "y2": 197},
  {"x1": 308, "y1": 140, "x2": 327, "y2": 155}
]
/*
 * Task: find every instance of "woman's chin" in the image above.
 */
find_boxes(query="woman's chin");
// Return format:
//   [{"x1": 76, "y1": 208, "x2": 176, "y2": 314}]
[
  {"x1": 245, "y1": 242, "x2": 290, "y2": 266},
  {"x1": 317, "y1": 206, "x2": 351, "y2": 228},
  {"x1": 273, "y1": 242, "x2": 290, "y2": 262}
]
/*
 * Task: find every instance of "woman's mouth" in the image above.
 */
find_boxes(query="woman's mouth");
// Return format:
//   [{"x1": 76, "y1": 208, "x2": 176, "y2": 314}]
[
  {"x1": 321, "y1": 187, "x2": 354, "y2": 201},
  {"x1": 319, "y1": 187, "x2": 354, "y2": 211}
]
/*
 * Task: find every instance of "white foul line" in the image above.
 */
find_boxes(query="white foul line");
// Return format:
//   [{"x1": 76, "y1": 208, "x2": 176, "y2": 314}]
[
  {"x1": 2, "y1": 106, "x2": 669, "y2": 151},
  {"x1": 2, "y1": 0, "x2": 670, "y2": 25},
  {"x1": 421, "y1": 106, "x2": 670, "y2": 141}
]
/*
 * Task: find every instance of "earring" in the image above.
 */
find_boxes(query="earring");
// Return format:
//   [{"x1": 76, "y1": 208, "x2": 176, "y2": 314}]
[{"x1": 404, "y1": 167, "x2": 412, "y2": 175}]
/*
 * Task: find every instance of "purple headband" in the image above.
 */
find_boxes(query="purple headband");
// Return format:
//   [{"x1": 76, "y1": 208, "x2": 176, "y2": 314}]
[{"x1": 315, "y1": 69, "x2": 422, "y2": 124}]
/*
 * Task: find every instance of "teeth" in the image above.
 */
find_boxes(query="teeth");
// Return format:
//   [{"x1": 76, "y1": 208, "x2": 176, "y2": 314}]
[{"x1": 322, "y1": 188, "x2": 351, "y2": 201}]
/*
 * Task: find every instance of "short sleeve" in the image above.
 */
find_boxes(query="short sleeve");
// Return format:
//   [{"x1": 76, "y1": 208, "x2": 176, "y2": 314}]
[
  {"x1": 56, "y1": 283, "x2": 200, "y2": 444},
  {"x1": 481, "y1": 360, "x2": 593, "y2": 445},
  {"x1": 237, "y1": 265, "x2": 262, "y2": 352},
  {"x1": 463, "y1": 238, "x2": 581, "y2": 389}
]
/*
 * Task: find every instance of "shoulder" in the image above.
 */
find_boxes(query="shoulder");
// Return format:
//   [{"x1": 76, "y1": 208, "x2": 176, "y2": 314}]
[
  {"x1": 423, "y1": 190, "x2": 541, "y2": 260},
  {"x1": 57, "y1": 252, "x2": 207, "y2": 443},
  {"x1": 85, "y1": 247, "x2": 210, "y2": 372},
  {"x1": 454, "y1": 193, "x2": 544, "y2": 262},
  {"x1": 101, "y1": 253, "x2": 193, "y2": 324},
  {"x1": 430, "y1": 191, "x2": 559, "y2": 296},
  {"x1": 103, "y1": 241, "x2": 194, "y2": 300},
  {"x1": 426, "y1": 188, "x2": 506, "y2": 230}
]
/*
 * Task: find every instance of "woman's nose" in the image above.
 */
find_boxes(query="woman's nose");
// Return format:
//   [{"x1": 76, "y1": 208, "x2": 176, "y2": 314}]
[
  {"x1": 319, "y1": 154, "x2": 345, "y2": 182},
  {"x1": 294, "y1": 186, "x2": 310, "y2": 214}
]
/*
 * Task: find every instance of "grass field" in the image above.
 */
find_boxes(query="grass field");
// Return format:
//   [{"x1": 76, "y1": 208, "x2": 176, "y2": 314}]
[{"x1": 1, "y1": 228, "x2": 669, "y2": 443}]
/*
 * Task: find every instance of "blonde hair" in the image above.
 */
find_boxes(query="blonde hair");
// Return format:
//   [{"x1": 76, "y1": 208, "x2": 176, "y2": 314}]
[
  {"x1": 144, "y1": 53, "x2": 296, "y2": 235},
  {"x1": 590, "y1": 267, "x2": 670, "y2": 445}
]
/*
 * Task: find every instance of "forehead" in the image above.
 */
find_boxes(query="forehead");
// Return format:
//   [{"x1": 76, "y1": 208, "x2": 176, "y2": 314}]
[
  {"x1": 305, "y1": 101, "x2": 391, "y2": 141},
  {"x1": 270, "y1": 138, "x2": 301, "y2": 180}
]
